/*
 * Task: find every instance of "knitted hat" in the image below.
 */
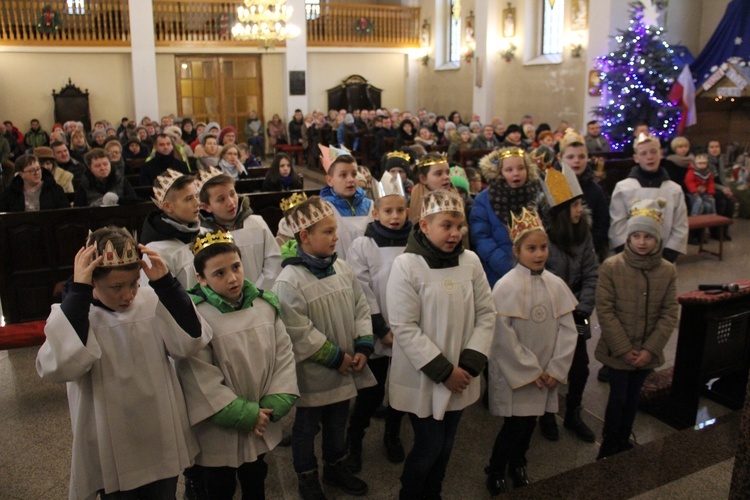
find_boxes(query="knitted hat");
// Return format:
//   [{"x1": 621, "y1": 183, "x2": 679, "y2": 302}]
[
  {"x1": 504, "y1": 124, "x2": 523, "y2": 136},
  {"x1": 457, "y1": 125, "x2": 470, "y2": 135},
  {"x1": 627, "y1": 198, "x2": 666, "y2": 241},
  {"x1": 163, "y1": 126, "x2": 182, "y2": 142},
  {"x1": 385, "y1": 150, "x2": 412, "y2": 175},
  {"x1": 218, "y1": 126, "x2": 237, "y2": 144}
]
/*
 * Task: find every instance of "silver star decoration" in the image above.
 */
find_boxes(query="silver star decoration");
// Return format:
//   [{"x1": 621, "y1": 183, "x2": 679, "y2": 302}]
[
  {"x1": 735, "y1": 37, "x2": 743, "y2": 45},
  {"x1": 641, "y1": 0, "x2": 660, "y2": 28}
]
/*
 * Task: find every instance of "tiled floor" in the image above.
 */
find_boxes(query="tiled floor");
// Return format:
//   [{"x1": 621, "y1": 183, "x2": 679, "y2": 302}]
[{"x1": 1, "y1": 203, "x2": 748, "y2": 499}]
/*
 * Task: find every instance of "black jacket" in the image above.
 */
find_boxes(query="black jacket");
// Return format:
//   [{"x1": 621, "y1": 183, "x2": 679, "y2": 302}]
[
  {"x1": 141, "y1": 210, "x2": 199, "y2": 245},
  {"x1": 73, "y1": 169, "x2": 137, "y2": 207},
  {"x1": 139, "y1": 152, "x2": 190, "y2": 187},
  {"x1": 0, "y1": 169, "x2": 69, "y2": 212}
]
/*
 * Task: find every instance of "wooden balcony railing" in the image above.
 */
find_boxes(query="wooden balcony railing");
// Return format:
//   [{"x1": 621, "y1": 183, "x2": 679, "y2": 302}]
[{"x1": 0, "y1": 0, "x2": 420, "y2": 49}]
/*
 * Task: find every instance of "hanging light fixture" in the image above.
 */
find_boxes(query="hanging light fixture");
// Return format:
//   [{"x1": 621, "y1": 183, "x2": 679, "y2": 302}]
[{"x1": 231, "y1": 0, "x2": 301, "y2": 50}]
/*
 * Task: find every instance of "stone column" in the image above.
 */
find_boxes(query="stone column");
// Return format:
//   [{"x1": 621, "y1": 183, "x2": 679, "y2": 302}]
[
  {"x1": 284, "y1": 0, "x2": 308, "y2": 120},
  {"x1": 472, "y1": 1, "x2": 499, "y2": 124},
  {"x1": 128, "y1": 0, "x2": 159, "y2": 122}
]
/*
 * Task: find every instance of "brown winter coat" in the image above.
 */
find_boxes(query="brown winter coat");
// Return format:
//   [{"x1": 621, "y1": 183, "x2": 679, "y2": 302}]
[{"x1": 594, "y1": 243, "x2": 678, "y2": 371}]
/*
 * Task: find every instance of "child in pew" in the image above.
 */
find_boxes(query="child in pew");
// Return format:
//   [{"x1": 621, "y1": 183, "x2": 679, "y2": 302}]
[
  {"x1": 343, "y1": 171, "x2": 412, "y2": 473},
  {"x1": 238, "y1": 142, "x2": 262, "y2": 170},
  {"x1": 36, "y1": 227, "x2": 211, "y2": 500},
  {"x1": 198, "y1": 168, "x2": 282, "y2": 289},
  {"x1": 485, "y1": 208, "x2": 578, "y2": 494},
  {"x1": 264, "y1": 152, "x2": 303, "y2": 192},
  {"x1": 141, "y1": 169, "x2": 205, "y2": 289},
  {"x1": 684, "y1": 153, "x2": 717, "y2": 216},
  {"x1": 387, "y1": 189, "x2": 495, "y2": 500},
  {"x1": 595, "y1": 198, "x2": 678, "y2": 460},
  {"x1": 176, "y1": 230, "x2": 298, "y2": 499},
  {"x1": 273, "y1": 196, "x2": 376, "y2": 499},
  {"x1": 319, "y1": 144, "x2": 373, "y2": 261}
]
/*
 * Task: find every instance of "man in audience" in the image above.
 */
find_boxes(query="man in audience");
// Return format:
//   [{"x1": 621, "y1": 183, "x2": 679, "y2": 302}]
[
  {"x1": 289, "y1": 109, "x2": 304, "y2": 147},
  {"x1": 585, "y1": 120, "x2": 611, "y2": 154},
  {"x1": 24, "y1": 119, "x2": 49, "y2": 149},
  {"x1": 471, "y1": 124, "x2": 501, "y2": 150},
  {"x1": 51, "y1": 141, "x2": 86, "y2": 181},
  {"x1": 140, "y1": 133, "x2": 190, "y2": 187}
]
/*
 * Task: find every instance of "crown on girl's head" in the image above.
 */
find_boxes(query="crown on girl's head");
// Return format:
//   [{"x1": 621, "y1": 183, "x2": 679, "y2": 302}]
[
  {"x1": 497, "y1": 147, "x2": 526, "y2": 161},
  {"x1": 195, "y1": 166, "x2": 223, "y2": 192},
  {"x1": 88, "y1": 229, "x2": 140, "y2": 267},
  {"x1": 151, "y1": 169, "x2": 188, "y2": 209},
  {"x1": 416, "y1": 153, "x2": 448, "y2": 169},
  {"x1": 386, "y1": 150, "x2": 411, "y2": 163},
  {"x1": 509, "y1": 207, "x2": 545, "y2": 243},
  {"x1": 192, "y1": 230, "x2": 235, "y2": 256},
  {"x1": 280, "y1": 192, "x2": 309, "y2": 213},
  {"x1": 420, "y1": 189, "x2": 464, "y2": 219},
  {"x1": 287, "y1": 199, "x2": 335, "y2": 234},
  {"x1": 319, "y1": 144, "x2": 352, "y2": 173}
]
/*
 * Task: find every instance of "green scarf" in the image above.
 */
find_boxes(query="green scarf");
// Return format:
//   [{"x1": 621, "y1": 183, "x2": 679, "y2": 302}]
[{"x1": 189, "y1": 279, "x2": 280, "y2": 314}]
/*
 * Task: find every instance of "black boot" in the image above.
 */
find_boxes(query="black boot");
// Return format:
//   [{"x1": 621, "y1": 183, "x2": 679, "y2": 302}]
[
  {"x1": 183, "y1": 467, "x2": 207, "y2": 500},
  {"x1": 343, "y1": 429, "x2": 363, "y2": 473},
  {"x1": 564, "y1": 406, "x2": 595, "y2": 443},
  {"x1": 538, "y1": 412, "x2": 559, "y2": 441},
  {"x1": 322, "y1": 460, "x2": 368, "y2": 496},
  {"x1": 509, "y1": 464, "x2": 531, "y2": 488},
  {"x1": 383, "y1": 415, "x2": 405, "y2": 463},
  {"x1": 484, "y1": 466, "x2": 508, "y2": 496},
  {"x1": 596, "y1": 436, "x2": 620, "y2": 460},
  {"x1": 297, "y1": 470, "x2": 327, "y2": 500}
]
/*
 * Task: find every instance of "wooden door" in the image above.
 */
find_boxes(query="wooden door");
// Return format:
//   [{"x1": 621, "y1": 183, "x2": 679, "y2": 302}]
[{"x1": 176, "y1": 55, "x2": 263, "y2": 142}]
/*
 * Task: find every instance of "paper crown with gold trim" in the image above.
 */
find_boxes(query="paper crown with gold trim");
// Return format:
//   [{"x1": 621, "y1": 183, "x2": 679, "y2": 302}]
[
  {"x1": 416, "y1": 152, "x2": 448, "y2": 170},
  {"x1": 279, "y1": 192, "x2": 308, "y2": 213},
  {"x1": 497, "y1": 147, "x2": 526, "y2": 161},
  {"x1": 287, "y1": 199, "x2": 336, "y2": 234},
  {"x1": 420, "y1": 189, "x2": 464, "y2": 219},
  {"x1": 88, "y1": 229, "x2": 140, "y2": 267},
  {"x1": 542, "y1": 163, "x2": 583, "y2": 209},
  {"x1": 509, "y1": 207, "x2": 545, "y2": 244},
  {"x1": 319, "y1": 144, "x2": 352, "y2": 173},
  {"x1": 633, "y1": 132, "x2": 659, "y2": 148},
  {"x1": 195, "y1": 166, "x2": 223, "y2": 192},
  {"x1": 151, "y1": 169, "x2": 190, "y2": 209},
  {"x1": 386, "y1": 150, "x2": 411, "y2": 163},
  {"x1": 372, "y1": 171, "x2": 406, "y2": 200},
  {"x1": 192, "y1": 230, "x2": 235, "y2": 256},
  {"x1": 627, "y1": 198, "x2": 666, "y2": 240},
  {"x1": 560, "y1": 128, "x2": 585, "y2": 150}
]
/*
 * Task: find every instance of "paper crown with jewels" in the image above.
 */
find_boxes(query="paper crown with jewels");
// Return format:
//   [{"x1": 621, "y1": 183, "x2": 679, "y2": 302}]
[
  {"x1": 279, "y1": 192, "x2": 309, "y2": 213},
  {"x1": 287, "y1": 199, "x2": 335, "y2": 234},
  {"x1": 192, "y1": 230, "x2": 235, "y2": 256},
  {"x1": 88, "y1": 229, "x2": 140, "y2": 267},
  {"x1": 420, "y1": 189, "x2": 464, "y2": 219},
  {"x1": 151, "y1": 168, "x2": 192, "y2": 209},
  {"x1": 386, "y1": 150, "x2": 411, "y2": 163},
  {"x1": 633, "y1": 132, "x2": 659, "y2": 148},
  {"x1": 318, "y1": 144, "x2": 352, "y2": 173},
  {"x1": 372, "y1": 171, "x2": 406, "y2": 200},
  {"x1": 416, "y1": 152, "x2": 448, "y2": 170},
  {"x1": 509, "y1": 207, "x2": 545, "y2": 244},
  {"x1": 195, "y1": 166, "x2": 223, "y2": 192},
  {"x1": 560, "y1": 128, "x2": 585, "y2": 150},
  {"x1": 542, "y1": 162, "x2": 583, "y2": 209},
  {"x1": 497, "y1": 147, "x2": 526, "y2": 161}
]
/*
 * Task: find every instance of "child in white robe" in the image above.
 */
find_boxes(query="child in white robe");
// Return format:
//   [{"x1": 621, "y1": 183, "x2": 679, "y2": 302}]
[
  {"x1": 486, "y1": 208, "x2": 578, "y2": 494},
  {"x1": 36, "y1": 227, "x2": 211, "y2": 500},
  {"x1": 176, "y1": 231, "x2": 298, "y2": 498}
]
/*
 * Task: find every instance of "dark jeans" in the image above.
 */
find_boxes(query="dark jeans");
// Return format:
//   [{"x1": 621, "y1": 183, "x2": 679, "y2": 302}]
[
  {"x1": 400, "y1": 410, "x2": 463, "y2": 499},
  {"x1": 292, "y1": 400, "x2": 350, "y2": 473},
  {"x1": 602, "y1": 368, "x2": 651, "y2": 447},
  {"x1": 196, "y1": 455, "x2": 267, "y2": 500},
  {"x1": 247, "y1": 136, "x2": 265, "y2": 157},
  {"x1": 349, "y1": 356, "x2": 405, "y2": 436},
  {"x1": 488, "y1": 416, "x2": 537, "y2": 473},
  {"x1": 566, "y1": 336, "x2": 590, "y2": 411},
  {"x1": 98, "y1": 476, "x2": 177, "y2": 499}
]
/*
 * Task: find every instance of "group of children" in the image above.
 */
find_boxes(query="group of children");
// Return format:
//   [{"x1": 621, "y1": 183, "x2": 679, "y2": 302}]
[{"x1": 37, "y1": 131, "x2": 679, "y2": 499}]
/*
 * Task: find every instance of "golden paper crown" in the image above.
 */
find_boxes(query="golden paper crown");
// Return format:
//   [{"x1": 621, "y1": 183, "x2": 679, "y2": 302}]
[
  {"x1": 634, "y1": 132, "x2": 659, "y2": 148},
  {"x1": 192, "y1": 230, "x2": 235, "y2": 256},
  {"x1": 386, "y1": 150, "x2": 411, "y2": 163},
  {"x1": 542, "y1": 163, "x2": 583, "y2": 208},
  {"x1": 628, "y1": 198, "x2": 666, "y2": 224},
  {"x1": 561, "y1": 128, "x2": 585, "y2": 150},
  {"x1": 88, "y1": 229, "x2": 140, "y2": 267},
  {"x1": 416, "y1": 153, "x2": 448, "y2": 169},
  {"x1": 288, "y1": 199, "x2": 335, "y2": 234},
  {"x1": 509, "y1": 207, "x2": 545, "y2": 243},
  {"x1": 151, "y1": 168, "x2": 189, "y2": 209},
  {"x1": 497, "y1": 147, "x2": 526, "y2": 161},
  {"x1": 421, "y1": 189, "x2": 464, "y2": 219},
  {"x1": 280, "y1": 192, "x2": 309, "y2": 213},
  {"x1": 195, "y1": 166, "x2": 223, "y2": 192},
  {"x1": 372, "y1": 171, "x2": 406, "y2": 200}
]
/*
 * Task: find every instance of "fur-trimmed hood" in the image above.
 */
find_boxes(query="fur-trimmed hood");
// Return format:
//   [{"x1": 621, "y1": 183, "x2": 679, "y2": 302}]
[{"x1": 479, "y1": 148, "x2": 540, "y2": 183}]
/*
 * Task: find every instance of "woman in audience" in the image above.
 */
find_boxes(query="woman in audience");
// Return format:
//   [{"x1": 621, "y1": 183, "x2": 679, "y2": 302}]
[
  {"x1": 0, "y1": 155, "x2": 69, "y2": 212},
  {"x1": 267, "y1": 113, "x2": 288, "y2": 148},
  {"x1": 414, "y1": 126, "x2": 436, "y2": 149},
  {"x1": 181, "y1": 118, "x2": 197, "y2": 145},
  {"x1": 104, "y1": 139, "x2": 127, "y2": 178},
  {"x1": 216, "y1": 143, "x2": 248, "y2": 180},
  {"x1": 218, "y1": 126, "x2": 237, "y2": 146},
  {"x1": 194, "y1": 135, "x2": 221, "y2": 169},
  {"x1": 263, "y1": 152, "x2": 302, "y2": 192},
  {"x1": 69, "y1": 130, "x2": 90, "y2": 164}
]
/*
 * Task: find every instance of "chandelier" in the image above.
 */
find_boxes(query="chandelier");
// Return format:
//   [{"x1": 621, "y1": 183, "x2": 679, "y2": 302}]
[{"x1": 231, "y1": 0, "x2": 301, "y2": 50}]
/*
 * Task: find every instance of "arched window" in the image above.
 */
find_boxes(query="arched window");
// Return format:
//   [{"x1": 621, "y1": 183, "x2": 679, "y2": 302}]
[
  {"x1": 447, "y1": 0, "x2": 461, "y2": 64},
  {"x1": 541, "y1": 0, "x2": 565, "y2": 55}
]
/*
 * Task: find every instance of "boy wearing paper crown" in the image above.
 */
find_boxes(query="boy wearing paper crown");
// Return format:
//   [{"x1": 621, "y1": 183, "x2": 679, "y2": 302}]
[
  {"x1": 343, "y1": 172, "x2": 412, "y2": 473},
  {"x1": 595, "y1": 198, "x2": 677, "y2": 460},
  {"x1": 272, "y1": 196, "x2": 376, "y2": 499},
  {"x1": 197, "y1": 167, "x2": 282, "y2": 290},
  {"x1": 319, "y1": 144, "x2": 373, "y2": 261},
  {"x1": 36, "y1": 227, "x2": 212, "y2": 500},
  {"x1": 175, "y1": 230, "x2": 298, "y2": 499},
  {"x1": 609, "y1": 133, "x2": 688, "y2": 263},
  {"x1": 141, "y1": 168, "x2": 205, "y2": 289},
  {"x1": 386, "y1": 189, "x2": 495, "y2": 499},
  {"x1": 485, "y1": 208, "x2": 578, "y2": 494}
]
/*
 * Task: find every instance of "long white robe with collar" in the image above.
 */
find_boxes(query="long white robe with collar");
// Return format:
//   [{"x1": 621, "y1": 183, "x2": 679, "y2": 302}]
[{"x1": 228, "y1": 215, "x2": 283, "y2": 290}]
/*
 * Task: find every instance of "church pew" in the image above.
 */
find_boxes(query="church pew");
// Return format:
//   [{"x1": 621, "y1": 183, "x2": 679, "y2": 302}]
[
  {"x1": 0, "y1": 188, "x2": 319, "y2": 324},
  {"x1": 459, "y1": 149, "x2": 493, "y2": 169}
]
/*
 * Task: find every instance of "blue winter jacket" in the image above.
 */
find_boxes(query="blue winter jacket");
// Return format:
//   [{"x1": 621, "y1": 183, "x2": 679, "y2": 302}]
[
  {"x1": 469, "y1": 189, "x2": 514, "y2": 287},
  {"x1": 320, "y1": 185, "x2": 372, "y2": 217}
]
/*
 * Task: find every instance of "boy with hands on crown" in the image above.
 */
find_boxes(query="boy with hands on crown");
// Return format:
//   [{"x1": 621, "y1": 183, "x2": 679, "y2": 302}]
[
  {"x1": 386, "y1": 189, "x2": 495, "y2": 500},
  {"x1": 175, "y1": 230, "x2": 298, "y2": 499},
  {"x1": 485, "y1": 208, "x2": 578, "y2": 495},
  {"x1": 272, "y1": 196, "x2": 376, "y2": 499},
  {"x1": 36, "y1": 227, "x2": 212, "y2": 500}
]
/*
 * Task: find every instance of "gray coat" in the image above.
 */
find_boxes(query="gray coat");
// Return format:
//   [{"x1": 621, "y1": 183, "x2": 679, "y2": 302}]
[{"x1": 545, "y1": 231, "x2": 599, "y2": 316}]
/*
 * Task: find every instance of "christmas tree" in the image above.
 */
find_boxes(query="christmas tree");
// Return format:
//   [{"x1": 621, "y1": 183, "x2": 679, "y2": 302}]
[{"x1": 593, "y1": 1, "x2": 681, "y2": 151}]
